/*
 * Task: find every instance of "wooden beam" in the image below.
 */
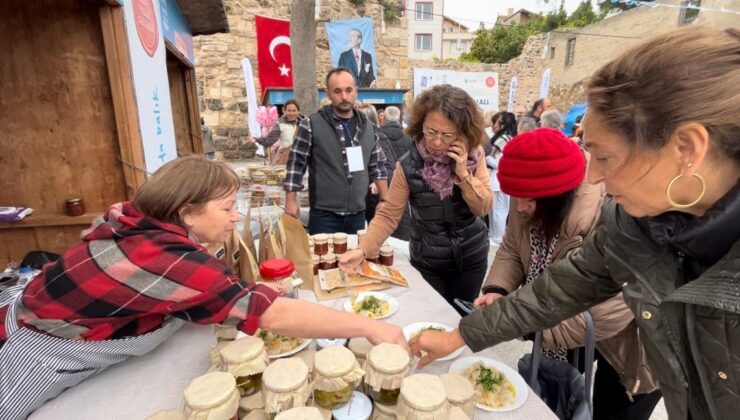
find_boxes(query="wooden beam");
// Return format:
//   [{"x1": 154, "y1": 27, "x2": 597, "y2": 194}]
[{"x1": 99, "y1": 4, "x2": 147, "y2": 199}]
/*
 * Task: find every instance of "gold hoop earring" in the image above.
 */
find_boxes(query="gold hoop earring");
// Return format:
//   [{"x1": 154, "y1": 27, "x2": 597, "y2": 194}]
[{"x1": 666, "y1": 169, "x2": 706, "y2": 209}]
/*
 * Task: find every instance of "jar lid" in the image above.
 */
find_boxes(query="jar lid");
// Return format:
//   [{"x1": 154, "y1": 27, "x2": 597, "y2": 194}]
[
  {"x1": 262, "y1": 357, "x2": 309, "y2": 392},
  {"x1": 319, "y1": 252, "x2": 337, "y2": 263},
  {"x1": 368, "y1": 343, "x2": 410, "y2": 374},
  {"x1": 379, "y1": 245, "x2": 394, "y2": 256},
  {"x1": 314, "y1": 345, "x2": 355, "y2": 377},
  {"x1": 333, "y1": 233, "x2": 348, "y2": 243},
  {"x1": 332, "y1": 391, "x2": 372, "y2": 420},
  {"x1": 66, "y1": 198, "x2": 82, "y2": 204},
  {"x1": 316, "y1": 338, "x2": 348, "y2": 350},
  {"x1": 448, "y1": 406, "x2": 470, "y2": 419},
  {"x1": 399, "y1": 374, "x2": 446, "y2": 411},
  {"x1": 275, "y1": 406, "x2": 324, "y2": 420},
  {"x1": 260, "y1": 259, "x2": 295, "y2": 280},
  {"x1": 439, "y1": 373, "x2": 474, "y2": 403},
  {"x1": 313, "y1": 234, "x2": 329, "y2": 243},
  {"x1": 220, "y1": 335, "x2": 265, "y2": 364},
  {"x1": 145, "y1": 409, "x2": 186, "y2": 420},
  {"x1": 347, "y1": 338, "x2": 373, "y2": 358},
  {"x1": 311, "y1": 254, "x2": 320, "y2": 264},
  {"x1": 373, "y1": 401, "x2": 397, "y2": 416},
  {"x1": 356, "y1": 229, "x2": 367, "y2": 236},
  {"x1": 183, "y1": 371, "x2": 237, "y2": 409}
]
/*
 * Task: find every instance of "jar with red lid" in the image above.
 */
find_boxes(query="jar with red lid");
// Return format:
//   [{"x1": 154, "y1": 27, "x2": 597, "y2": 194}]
[{"x1": 259, "y1": 258, "x2": 299, "y2": 298}]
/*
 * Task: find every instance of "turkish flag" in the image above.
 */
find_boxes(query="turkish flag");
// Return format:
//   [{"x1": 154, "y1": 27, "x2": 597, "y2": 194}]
[{"x1": 255, "y1": 15, "x2": 293, "y2": 90}]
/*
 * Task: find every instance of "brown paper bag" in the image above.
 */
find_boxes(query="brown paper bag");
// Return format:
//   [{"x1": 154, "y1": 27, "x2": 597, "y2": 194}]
[
  {"x1": 266, "y1": 210, "x2": 284, "y2": 259},
  {"x1": 258, "y1": 207, "x2": 269, "y2": 262},
  {"x1": 273, "y1": 205, "x2": 288, "y2": 256},
  {"x1": 205, "y1": 242, "x2": 227, "y2": 261},
  {"x1": 224, "y1": 230, "x2": 241, "y2": 277},
  {"x1": 237, "y1": 231, "x2": 261, "y2": 283},
  {"x1": 281, "y1": 213, "x2": 314, "y2": 291}
]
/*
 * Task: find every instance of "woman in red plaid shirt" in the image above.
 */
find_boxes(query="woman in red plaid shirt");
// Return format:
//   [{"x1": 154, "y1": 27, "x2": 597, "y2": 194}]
[{"x1": 0, "y1": 156, "x2": 406, "y2": 419}]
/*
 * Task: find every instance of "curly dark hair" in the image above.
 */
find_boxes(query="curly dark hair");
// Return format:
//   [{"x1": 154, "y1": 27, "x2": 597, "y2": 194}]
[{"x1": 406, "y1": 84, "x2": 485, "y2": 150}]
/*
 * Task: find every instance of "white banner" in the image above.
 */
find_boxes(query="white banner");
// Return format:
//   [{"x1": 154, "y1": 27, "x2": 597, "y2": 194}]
[
  {"x1": 507, "y1": 76, "x2": 518, "y2": 112},
  {"x1": 413, "y1": 68, "x2": 499, "y2": 111},
  {"x1": 241, "y1": 58, "x2": 264, "y2": 156},
  {"x1": 122, "y1": 0, "x2": 178, "y2": 172},
  {"x1": 540, "y1": 68, "x2": 551, "y2": 99}
]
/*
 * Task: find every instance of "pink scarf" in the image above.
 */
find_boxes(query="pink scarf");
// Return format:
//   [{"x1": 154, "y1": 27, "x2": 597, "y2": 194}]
[{"x1": 415, "y1": 139, "x2": 480, "y2": 199}]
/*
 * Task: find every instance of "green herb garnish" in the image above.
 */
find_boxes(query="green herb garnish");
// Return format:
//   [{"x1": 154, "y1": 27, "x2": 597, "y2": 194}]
[
  {"x1": 360, "y1": 296, "x2": 382, "y2": 312},
  {"x1": 476, "y1": 366, "x2": 504, "y2": 392}
]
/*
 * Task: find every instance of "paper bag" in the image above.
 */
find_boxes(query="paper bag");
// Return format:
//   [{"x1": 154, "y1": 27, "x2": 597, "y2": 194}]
[
  {"x1": 238, "y1": 229, "x2": 261, "y2": 283},
  {"x1": 281, "y1": 212, "x2": 314, "y2": 291},
  {"x1": 224, "y1": 230, "x2": 242, "y2": 277}
]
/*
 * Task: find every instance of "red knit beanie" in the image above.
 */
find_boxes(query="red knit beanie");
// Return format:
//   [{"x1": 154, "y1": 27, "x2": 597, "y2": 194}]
[{"x1": 497, "y1": 128, "x2": 586, "y2": 199}]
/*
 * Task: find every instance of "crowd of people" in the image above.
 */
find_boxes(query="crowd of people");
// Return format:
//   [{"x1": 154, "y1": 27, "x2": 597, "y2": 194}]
[{"x1": 0, "y1": 27, "x2": 737, "y2": 420}]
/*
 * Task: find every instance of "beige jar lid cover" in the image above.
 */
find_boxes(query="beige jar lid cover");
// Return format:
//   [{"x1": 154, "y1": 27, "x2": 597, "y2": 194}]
[
  {"x1": 311, "y1": 254, "x2": 320, "y2": 264},
  {"x1": 379, "y1": 245, "x2": 394, "y2": 256},
  {"x1": 312, "y1": 346, "x2": 365, "y2": 392},
  {"x1": 240, "y1": 391, "x2": 265, "y2": 411},
  {"x1": 348, "y1": 337, "x2": 373, "y2": 359},
  {"x1": 145, "y1": 409, "x2": 186, "y2": 420},
  {"x1": 220, "y1": 336, "x2": 265, "y2": 363},
  {"x1": 439, "y1": 373, "x2": 474, "y2": 404},
  {"x1": 319, "y1": 252, "x2": 337, "y2": 262},
  {"x1": 242, "y1": 409, "x2": 269, "y2": 420},
  {"x1": 263, "y1": 357, "x2": 310, "y2": 392},
  {"x1": 275, "y1": 406, "x2": 324, "y2": 420},
  {"x1": 183, "y1": 372, "x2": 237, "y2": 410},
  {"x1": 398, "y1": 374, "x2": 448, "y2": 412},
  {"x1": 365, "y1": 343, "x2": 411, "y2": 392},
  {"x1": 332, "y1": 233, "x2": 348, "y2": 243},
  {"x1": 313, "y1": 234, "x2": 329, "y2": 243},
  {"x1": 373, "y1": 401, "x2": 397, "y2": 416}
]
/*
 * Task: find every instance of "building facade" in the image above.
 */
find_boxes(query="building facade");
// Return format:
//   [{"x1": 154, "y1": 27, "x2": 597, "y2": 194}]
[
  {"x1": 441, "y1": 16, "x2": 474, "y2": 59},
  {"x1": 406, "y1": 0, "x2": 443, "y2": 59}
]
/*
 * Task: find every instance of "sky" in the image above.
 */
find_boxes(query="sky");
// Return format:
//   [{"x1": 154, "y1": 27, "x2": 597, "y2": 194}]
[{"x1": 444, "y1": 0, "x2": 591, "y2": 29}]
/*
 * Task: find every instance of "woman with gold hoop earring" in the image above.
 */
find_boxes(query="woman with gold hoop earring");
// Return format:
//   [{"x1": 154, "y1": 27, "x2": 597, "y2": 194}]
[{"x1": 410, "y1": 27, "x2": 740, "y2": 420}]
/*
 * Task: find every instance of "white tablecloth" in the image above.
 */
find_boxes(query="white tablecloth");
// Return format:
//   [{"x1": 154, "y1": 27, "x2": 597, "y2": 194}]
[{"x1": 31, "y1": 238, "x2": 556, "y2": 420}]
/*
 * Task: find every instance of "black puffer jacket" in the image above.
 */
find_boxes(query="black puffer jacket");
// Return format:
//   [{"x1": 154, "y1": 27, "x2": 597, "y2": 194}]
[
  {"x1": 461, "y1": 186, "x2": 740, "y2": 420},
  {"x1": 372, "y1": 121, "x2": 414, "y2": 240},
  {"x1": 400, "y1": 148, "x2": 489, "y2": 272}
]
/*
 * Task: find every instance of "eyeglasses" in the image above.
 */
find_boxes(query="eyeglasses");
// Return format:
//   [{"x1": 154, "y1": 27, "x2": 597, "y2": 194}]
[{"x1": 422, "y1": 128, "x2": 457, "y2": 143}]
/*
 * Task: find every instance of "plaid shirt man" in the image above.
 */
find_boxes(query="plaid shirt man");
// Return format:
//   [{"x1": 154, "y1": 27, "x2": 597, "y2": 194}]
[
  {"x1": 283, "y1": 107, "x2": 388, "y2": 195},
  {"x1": 0, "y1": 202, "x2": 279, "y2": 343}
]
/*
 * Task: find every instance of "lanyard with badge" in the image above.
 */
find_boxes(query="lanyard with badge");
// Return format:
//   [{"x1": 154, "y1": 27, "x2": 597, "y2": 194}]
[{"x1": 336, "y1": 116, "x2": 365, "y2": 174}]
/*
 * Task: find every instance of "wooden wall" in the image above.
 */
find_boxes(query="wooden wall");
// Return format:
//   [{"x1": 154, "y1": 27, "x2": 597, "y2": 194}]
[
  {"x1": 167, "y1": 48, "x2": 203, "y2": 157},
  {"x1": 0, "y1": 0, "x2": 127, "y2": 264}
]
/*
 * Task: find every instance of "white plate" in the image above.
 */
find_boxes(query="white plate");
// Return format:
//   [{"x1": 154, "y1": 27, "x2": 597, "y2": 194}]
[
  {"x1": 236, "y1": 331, "x2": 312, "y2": 359},
  {"x1": 448, "y1": 355, "x2": 528, "y2": 412},
  {"x1": 402, "y1": 322, "x2": 464, "y2": 362},
  {"x1": 343, "y1": 292, "x2": 399, "y2": 320}
]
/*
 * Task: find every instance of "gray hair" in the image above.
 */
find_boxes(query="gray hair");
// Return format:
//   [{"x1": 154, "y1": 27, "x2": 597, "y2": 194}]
[
  {"x1": 356, "y1": 103, "x2": 378, "y2": 126},
  {"x1": 540, "y1": 109, "x2": 562, "y2": 129},
  {"x1": 517, "y1": 117, "x2": 539, "y2": 134},
  {"x1": 384, "y1": 106, "x2": 401, "y2": 122}
]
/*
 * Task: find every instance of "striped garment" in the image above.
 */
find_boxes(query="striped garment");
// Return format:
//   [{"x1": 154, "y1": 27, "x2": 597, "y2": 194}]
[{"x1": 0, "y1": 202, "x2": 279, "y2": 343}]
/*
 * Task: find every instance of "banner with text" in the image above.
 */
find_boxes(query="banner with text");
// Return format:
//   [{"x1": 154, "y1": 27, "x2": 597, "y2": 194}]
[{"x1": 413, "y1": 68, "x2": 499, "y2": 111}]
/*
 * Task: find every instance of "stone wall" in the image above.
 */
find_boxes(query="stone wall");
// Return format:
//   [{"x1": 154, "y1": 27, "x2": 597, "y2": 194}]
[{"x1": 193, "y1": 0, "x2": 409, "y2": 159}]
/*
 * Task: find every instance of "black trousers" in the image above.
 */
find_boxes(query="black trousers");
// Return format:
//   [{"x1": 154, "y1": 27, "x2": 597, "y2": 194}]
[
  {"x1": 412, "y1": 258, "x2": 487, "y2": 316},
  {"x1": 569, "y1": 348, "x2": 662, "y2": 420}
]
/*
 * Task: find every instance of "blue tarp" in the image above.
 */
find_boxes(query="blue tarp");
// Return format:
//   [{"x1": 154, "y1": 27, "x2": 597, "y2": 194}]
[{"x1": 562, "y1": 102, "x2": 587, "y2": 136}]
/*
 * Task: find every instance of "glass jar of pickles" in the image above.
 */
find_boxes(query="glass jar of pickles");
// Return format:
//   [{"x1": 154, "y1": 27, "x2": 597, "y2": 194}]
[
  {"x1": 183, "y1": 371, "x2": 241, "y2": 420},
  {"x1": 312, "y1": 346, "x2": 365, "y2": 409},
  {"x1": 214, "y1": 324, "x2": 238, "y2": 343},
  {"x1": 332, "y1": 233, "x2": 348, "y2": 254},
  {"x1": 348, "y1": 337, "x2": 373, "y2": 368},
  {"x1": 319, "y1": 253, "x2": 337, "y2": 271},
  {"x1": 261, "y1": 358, "x2": 311, "y2": 417},
  {"x1": 396, "y1": 374, "x2": 449, "y2": 420},
  {"x1": 219, "y1": 336, "x2": 269, "y2": 397},
  {"x1": 313, "y1": 234, "x2": 329, "y2": 256},
  {"x1": 378, "y1": 246, "x2": 394, "y2": 266},
  {"x1": 371, "y1": 401, "x2": 397, "y2": 420},
  {"x1": 439, "y1": 373, "x2": 475, "y2": 418},
  {"x1": 364, "y1": 343, "x2": 411, "y2": 406}
]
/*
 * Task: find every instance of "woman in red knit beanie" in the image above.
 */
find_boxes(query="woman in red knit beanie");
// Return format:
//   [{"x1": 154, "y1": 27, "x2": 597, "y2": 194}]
[{"x1": 477, "y1": 127, "x2": 661, "y2": 419}]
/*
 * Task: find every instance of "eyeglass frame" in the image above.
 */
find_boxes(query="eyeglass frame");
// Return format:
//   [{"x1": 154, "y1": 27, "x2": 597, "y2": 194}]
[{"x1": 422, "y1": 127, "x2": 458, "y2": 144}]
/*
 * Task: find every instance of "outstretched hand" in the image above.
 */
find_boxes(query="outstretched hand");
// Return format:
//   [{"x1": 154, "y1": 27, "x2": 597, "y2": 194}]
[{"x1": 408, "y1": 329, "x2": 465, "y2": 369}]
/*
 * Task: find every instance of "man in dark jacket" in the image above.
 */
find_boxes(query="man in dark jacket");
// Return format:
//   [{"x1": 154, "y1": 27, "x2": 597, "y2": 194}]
[
  {"x1": 283, "y1": 68, "x2": 388, "y2": 234},
  {"x1": 365, "y1": 106, "x2": 413, "y2": 240}
]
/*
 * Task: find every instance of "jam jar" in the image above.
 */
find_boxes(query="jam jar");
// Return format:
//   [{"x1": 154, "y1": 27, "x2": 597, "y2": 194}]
[
  {"x1": 378, "y1": 246, "x2": 394, "y2": 266},
  {"x1": 65, "y1": 198, "x2": 85, "y2": 216},
  {"x1": 319, "y1": 253, "x2": 338, "y2": 271},
  {"x1": 313, "y1": 234, "x2": 329, "y2": 256}
]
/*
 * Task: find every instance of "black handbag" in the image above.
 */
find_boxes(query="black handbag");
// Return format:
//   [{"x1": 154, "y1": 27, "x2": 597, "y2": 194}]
[{"x1": 518, "y1": 311, "x2": 595, "y2": 420}]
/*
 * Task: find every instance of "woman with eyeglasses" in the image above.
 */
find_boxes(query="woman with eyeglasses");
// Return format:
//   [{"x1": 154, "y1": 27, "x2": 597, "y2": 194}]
[{"x1": 339, "y1": 84, "x2": 492, "y2": 313}]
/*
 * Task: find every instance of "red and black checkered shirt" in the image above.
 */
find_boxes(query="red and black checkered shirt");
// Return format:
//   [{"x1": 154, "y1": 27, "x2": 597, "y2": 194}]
[{"x1": 0, "y1": 202, "x2": 279, "y2": 342}]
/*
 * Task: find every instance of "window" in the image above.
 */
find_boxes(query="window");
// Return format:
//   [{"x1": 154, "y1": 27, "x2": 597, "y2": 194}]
[
  {"x1": 415, "y1": 2, "x2": 433, "y2": 20},
  {"x1": 415, "y1": 34, "x2": 432, "y2": 52},
  {"x1": 565, "y1": 38, "x2": 576, "y2": 66},
  {"x1": 550, "y1": 46, "x2": 556, "y2": 59},
  {"x1": 460, "y1": 40, "x2": 468, "y2": 52},
  {"x1": 679, "y1": 0, "x2": 701, "y2": 25}
]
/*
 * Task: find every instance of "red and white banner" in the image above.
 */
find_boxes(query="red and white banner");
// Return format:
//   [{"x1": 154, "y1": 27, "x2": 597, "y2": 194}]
[{"x1": 254, "y1": 15, "x2": 293, "y2": 90}]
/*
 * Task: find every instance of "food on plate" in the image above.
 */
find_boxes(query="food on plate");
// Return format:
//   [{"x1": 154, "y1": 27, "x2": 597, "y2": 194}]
[
  {"x1": 463, "y1": 362, "x2": 516, "y2": 408},
  {"x1": 352, "y1": 295, "x2": 391, "y2": 319},
  {"x1": 257, "y1": 329, "x2": 304, "y2": 356},
  {"x1": 357, "y1": 262, "x2": 409, "y2": 287}
]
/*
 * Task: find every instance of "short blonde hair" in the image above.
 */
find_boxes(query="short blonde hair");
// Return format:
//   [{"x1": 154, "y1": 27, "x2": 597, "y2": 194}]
[{"x1": 134, "y1": 155, "x2": 239, "y2": 225}]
